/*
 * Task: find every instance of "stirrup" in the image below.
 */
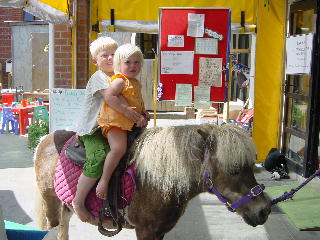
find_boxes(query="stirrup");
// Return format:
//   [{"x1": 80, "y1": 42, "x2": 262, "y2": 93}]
[{"x1": 98, "y1": 199, "x2": 122, "y2": 237}]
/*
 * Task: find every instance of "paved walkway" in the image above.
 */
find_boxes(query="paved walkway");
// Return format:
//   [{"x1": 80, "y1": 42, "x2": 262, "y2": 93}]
[{"x1": 0, "y1": 119, "x2": 320, "y2": 239}]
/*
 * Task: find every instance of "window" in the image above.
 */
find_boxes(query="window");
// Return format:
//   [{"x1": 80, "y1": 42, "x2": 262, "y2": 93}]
[
  {"x1": 135, "y1": 33, "x2": 158, "y2": 59},
  {"x1": 281, "y1": 0, "x2": 319, "y2": 176},
  {"x1": 23, "y1": 11, "x2": 36, "y2": 21}
]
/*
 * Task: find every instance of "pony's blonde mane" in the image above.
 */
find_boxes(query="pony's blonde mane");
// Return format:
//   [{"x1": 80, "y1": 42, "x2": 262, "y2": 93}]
[{"x1": 130, "y1": 124, "x2": 256, "y2": 196}]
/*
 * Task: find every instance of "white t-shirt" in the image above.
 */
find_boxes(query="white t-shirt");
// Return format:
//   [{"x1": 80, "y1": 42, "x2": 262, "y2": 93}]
[{"x1": 76, "y1": 70, "x2": 110, "y2": 136}]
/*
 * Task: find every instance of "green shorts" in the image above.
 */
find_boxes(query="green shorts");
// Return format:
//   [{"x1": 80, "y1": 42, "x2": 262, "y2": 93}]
[{"x1": 79, "y1": 129, "x2": 110, "y2": 179}]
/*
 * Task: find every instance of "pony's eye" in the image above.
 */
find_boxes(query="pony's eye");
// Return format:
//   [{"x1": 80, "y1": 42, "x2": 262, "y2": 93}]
[{"x1": 229, "y1": 169, "x2": 240, "y2": 176}]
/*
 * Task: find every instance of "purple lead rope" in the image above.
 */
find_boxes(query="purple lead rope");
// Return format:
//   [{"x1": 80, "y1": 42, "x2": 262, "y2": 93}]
[{"x1": 271, "y1": 169, "x2": 320, "y2": 205}]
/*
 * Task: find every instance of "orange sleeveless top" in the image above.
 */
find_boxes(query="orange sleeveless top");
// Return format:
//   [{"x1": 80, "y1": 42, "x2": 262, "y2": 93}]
[{"x1": 97, "y1": 74, "x2": 144, "y2": 135}]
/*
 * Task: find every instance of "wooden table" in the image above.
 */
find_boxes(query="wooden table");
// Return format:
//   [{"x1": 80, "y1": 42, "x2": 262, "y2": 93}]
[{"x1": 22, "y1": 92, "x2": 49, "y2": 102}]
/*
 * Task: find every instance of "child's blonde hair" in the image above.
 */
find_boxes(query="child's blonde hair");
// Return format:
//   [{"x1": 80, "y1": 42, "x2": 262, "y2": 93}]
[
  {"x1": 113, "y1": 44, "x2": 144, "y2": 74},
  {"x1": 89, "y1": 37, "x2": 118, "y2": 59}
]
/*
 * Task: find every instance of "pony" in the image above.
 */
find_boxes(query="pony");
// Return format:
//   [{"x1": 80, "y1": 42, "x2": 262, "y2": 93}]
[{"x1": 34, "y1": 123, "x2": 271, "y2": 240}]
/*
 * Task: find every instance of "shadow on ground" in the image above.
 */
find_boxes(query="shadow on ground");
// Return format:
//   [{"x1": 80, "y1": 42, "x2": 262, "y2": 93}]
[
  {"x1": 0, "y1": 190, "x2": 33, "y2": 224},
  {"x1": 0, "y1": 133, "x2": 34, "y2": 169},
  {"x1": 165, "y1": 196, "x2": 211, "y2": 240}
]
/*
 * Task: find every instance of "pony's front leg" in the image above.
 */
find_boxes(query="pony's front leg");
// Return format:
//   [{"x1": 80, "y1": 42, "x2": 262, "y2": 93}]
[
  {"x1": 135, "y1": 227, "x2": 164, "y2": 240},
  {"x1": 129, "y1": 183, "x2": 187, "y2": 240},
  {"x1": 57, "y1": 205, "x2": 73, "y2": 240}
]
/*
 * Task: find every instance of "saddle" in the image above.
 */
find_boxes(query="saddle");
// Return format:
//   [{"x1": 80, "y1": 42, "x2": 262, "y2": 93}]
[
  {"x1": 53, "y1": 127, "x2": 142, "y2": 237},
  {"x1": 53, "y1": 130, "x2": 86, "y2": 165}
]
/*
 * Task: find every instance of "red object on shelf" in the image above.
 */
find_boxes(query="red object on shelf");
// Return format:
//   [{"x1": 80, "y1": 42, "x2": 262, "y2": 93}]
[
  {"x1": 21, "y1": 99, "x2": 27, "y2": 107},
  {"x1": 2, "y1": 93, "x2": 14, "y2": 104}
]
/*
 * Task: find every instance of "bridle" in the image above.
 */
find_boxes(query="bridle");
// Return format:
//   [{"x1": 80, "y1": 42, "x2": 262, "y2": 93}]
[{"x1": 204, "y1": 171, "x2": 265, "y2": 212}]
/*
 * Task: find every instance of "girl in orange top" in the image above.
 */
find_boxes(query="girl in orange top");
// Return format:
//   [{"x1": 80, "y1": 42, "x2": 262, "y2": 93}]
[{"x1": 96, "y1": 44, "x2": 149, "y2": 199}]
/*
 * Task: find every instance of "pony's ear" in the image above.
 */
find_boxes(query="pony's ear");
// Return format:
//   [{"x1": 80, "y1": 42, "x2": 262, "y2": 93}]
[{"x1": 197, "y1": 129, "x2": 209, "y2": 140}]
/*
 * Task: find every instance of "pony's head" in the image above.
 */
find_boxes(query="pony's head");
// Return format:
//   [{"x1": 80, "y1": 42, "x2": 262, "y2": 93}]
[
  {"x1": 198, "y1": 124, "x2": 271, "y2": 226},
  {"x1": 131, "y1": 124, "x2": 271, "y2": 226}
]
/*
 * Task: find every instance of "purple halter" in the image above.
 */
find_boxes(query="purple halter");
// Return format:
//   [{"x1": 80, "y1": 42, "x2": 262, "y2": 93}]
[{"x1": 204, "y1": 171, "x2": 265, "y2": 212}]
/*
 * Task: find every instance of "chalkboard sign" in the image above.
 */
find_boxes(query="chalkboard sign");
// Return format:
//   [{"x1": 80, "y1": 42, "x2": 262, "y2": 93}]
[{"x1": 49, "y1": 88, "x2": 86, "y2": 132}]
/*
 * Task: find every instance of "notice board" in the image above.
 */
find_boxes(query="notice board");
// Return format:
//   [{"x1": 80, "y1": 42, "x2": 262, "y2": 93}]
[
  {"x1": 159, "y1": 8, "x2": 231, "y2": 102},
  {"x1": 49, "y1": 88, "x2": 86, "y2": 132}
]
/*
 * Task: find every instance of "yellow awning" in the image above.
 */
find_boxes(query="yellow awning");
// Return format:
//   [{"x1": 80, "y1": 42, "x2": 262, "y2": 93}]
[
  {"x1": 93, "y1": 0, "x2": 257, "y2": 24},
  {"x1": 0, "y1": 0, "x2": 70, "y2": 24}
]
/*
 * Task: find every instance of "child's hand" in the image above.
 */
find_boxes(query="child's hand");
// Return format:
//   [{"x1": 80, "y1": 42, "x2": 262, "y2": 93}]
[
  {"x1": 124, "y1": 106, "x2": 140, "y2": 123},
  {"x1": 142, "y1": 110, "x2": 151, "y2": 121},
  {"x1": 137, "y1": 116, "x2": 148, "y2": 128}
]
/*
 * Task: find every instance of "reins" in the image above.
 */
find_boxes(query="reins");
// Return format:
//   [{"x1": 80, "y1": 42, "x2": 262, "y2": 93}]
[{"x1": 271, "y1": 169, "x2": 320, "y2": 205}]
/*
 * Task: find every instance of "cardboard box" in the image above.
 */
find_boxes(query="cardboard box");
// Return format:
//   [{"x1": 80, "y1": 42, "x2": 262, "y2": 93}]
[{"x1": 223, "y1": 101, "x2": 243, "y2": 122}]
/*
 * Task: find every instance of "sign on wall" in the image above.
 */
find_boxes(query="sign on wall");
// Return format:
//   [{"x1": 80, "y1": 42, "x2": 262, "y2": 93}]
[
  {"x1": 159, "y1": 8, "x2": 231, "y2": 103},
  {"x1": 286, "y1": 33, "x2": 314, "y2": 75},
  {"x1": 49, "y1": 88, "x2": 86, "y2": 132}
]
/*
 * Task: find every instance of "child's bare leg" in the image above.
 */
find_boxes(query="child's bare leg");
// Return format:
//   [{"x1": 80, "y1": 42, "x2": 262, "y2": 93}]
[
  {"x1": 96, "y1": 127, "x2": 127, "y2": 199},
  {"x1": 72, "y1": 174, "x2": 97, "y2": 222}
]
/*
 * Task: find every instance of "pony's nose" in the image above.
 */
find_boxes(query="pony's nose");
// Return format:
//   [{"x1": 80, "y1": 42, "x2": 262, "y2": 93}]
[{"x1": 258, "y1": 207, "x2": 271, "y2": 223}]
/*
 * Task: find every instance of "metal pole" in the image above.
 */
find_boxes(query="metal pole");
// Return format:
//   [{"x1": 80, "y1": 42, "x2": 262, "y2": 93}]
[
  {"x1": 48, "y1": 23, "x2": 55, "y2": 89},
  {"x1": 227, "y1": 55, "x2": 233, "y2": 120},
  {"x1": 153, "y1": 53, "x2": 158, "y2": 128}
]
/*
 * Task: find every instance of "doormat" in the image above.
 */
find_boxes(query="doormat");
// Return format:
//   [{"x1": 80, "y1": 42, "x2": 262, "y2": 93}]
[{"x1": 266, "y1": 183, "x2": 320, "y2": 230}]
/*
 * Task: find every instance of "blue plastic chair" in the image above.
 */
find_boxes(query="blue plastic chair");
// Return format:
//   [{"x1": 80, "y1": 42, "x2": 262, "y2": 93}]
[
  {"x1": 37, "y1": 98, "x2": 43, "y2": 105},
  {"x1": 0, "y1": 108, "x2": 19, "y2": 135}
]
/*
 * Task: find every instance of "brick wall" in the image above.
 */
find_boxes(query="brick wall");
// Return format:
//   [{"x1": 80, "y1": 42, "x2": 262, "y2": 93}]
[
  {"x1": 0, "y1": 7, "x2": 23, "y2": 88},
  {"x1": 0, "y1": 1, "x2": 90, "y2": 90},
  {"x1": 54, "y1": 24, "x2": 72, "y2": 88},
  {"x1": 54, "y1": 0, "x2": 90, "y2": 89},
  {"x1": 76, "y1": 0, "x2": 90, "y2": 89}
]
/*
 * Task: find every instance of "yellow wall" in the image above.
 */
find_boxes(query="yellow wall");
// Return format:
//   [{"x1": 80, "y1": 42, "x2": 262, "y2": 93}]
[{"x1": 253, "y1": 0, "x2": 286, "y2": 162}]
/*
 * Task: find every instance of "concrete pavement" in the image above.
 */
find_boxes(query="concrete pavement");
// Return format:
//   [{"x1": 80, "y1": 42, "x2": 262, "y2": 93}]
[{"x1": 1, "y1": 119, "x2": 320, "y2": 240}]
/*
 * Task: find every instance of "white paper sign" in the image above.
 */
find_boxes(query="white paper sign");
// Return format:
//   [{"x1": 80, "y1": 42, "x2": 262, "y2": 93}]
[
  {"x1": 286, "y1": 34, "x2": 313, "y2": 74},
  {"x1": 199, "y1": 57, "x2": 222, "y2": 87},
  {"x1": 175, "y1": 84, "x2": 192, "y2": 106},
  {"x1": 187, "y1": 13, "x2": 205, "y2": 37},
  {"x1": 195, "y1": 38, "x2": 218, "y2": 55},
  {"x1": 168, "y1": 35, "x2": 184, "y2": 47},
  {"x1": 49, "y1": 88, "x2": 86, "y2": 132},
  {"x1": 161, "y1": 51, "x2": 194, "y2": 75},
  {"x1": 194, "y1": 86, "x2": 211, "y2": 109}
]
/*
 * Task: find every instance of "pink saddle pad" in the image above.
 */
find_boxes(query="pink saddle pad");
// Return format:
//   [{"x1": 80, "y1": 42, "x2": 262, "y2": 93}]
[{"x1": 54, "y1": 135, "x2": 136, "y2": 217}]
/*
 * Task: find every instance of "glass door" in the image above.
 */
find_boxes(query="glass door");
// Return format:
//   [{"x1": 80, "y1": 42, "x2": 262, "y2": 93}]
[{"x1": 282, "y1": 0, "x2": 319, "y2": 177}]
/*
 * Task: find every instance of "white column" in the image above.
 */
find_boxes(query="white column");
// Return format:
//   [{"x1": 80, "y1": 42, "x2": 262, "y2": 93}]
[{"x1": 49, "y1": 23, "x2": 55, "y2": 89}]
